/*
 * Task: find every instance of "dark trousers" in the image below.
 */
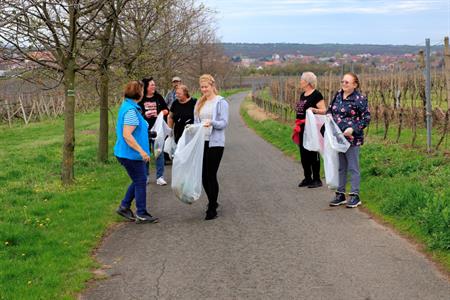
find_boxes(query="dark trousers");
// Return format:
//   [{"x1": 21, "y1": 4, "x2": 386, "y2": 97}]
[
  {"x1": 299, "y1": 132, "x2": 320, "y2": 181},
  {"x1": 202, "y1": 142, "x2": 224, "y2": 210},
  {"x1": 116, "y1": 157, "x2": 148, "y2": 216}
]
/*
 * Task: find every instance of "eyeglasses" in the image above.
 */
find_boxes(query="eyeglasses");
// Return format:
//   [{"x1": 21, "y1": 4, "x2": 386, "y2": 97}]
[{"x1": 341, "y1": 80, "x2": 352, "y2": 85}]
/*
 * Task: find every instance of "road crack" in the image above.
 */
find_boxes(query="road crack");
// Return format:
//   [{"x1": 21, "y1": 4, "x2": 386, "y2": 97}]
[{"x1": 156, "y1": 259, "x2": 167, "y2": 299}]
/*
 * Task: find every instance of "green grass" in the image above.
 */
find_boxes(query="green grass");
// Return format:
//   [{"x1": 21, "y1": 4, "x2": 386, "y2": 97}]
[
  {"x1": 241, "y1": 98, "x2": 450, "y2": 273},
  {"x1": 0, "y1": 88, "x2": 246, "y2": 300},
  {"x1": 0, "y1": 111, "x2": 131, "y2": 299}
]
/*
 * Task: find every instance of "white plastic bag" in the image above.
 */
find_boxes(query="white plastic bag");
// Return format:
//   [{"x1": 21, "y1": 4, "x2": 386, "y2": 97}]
[
  {"x1": 303, "y1": 109, "x2": 326, "y2": 154},
  {"x1": 150, "y1": 112, "x2": 171, "y2": 158},
  {"x1": 164, "y1": 136, "x2": 177, "y2": 160},
  {"x1": 325, "y1": 116, "x2": 351, "y2": 153},
  {"x1": 323, "y1": 116, "x2": 351, "y2": 188},
  {"x1": 171, "y1": 124, "x2": 206, "y2": 204},
  {"x1": 323, "y1": 133, "x2": 340, "y2": 189}
]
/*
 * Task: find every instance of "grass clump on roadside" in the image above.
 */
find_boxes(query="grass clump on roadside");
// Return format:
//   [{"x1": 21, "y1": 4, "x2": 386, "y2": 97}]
[
  {"x1": 240, "y1": 97, "x2": 450, "y2": 272},
  {"x1": 0, "y1": 110, "x2": 130, "y2": 299}
]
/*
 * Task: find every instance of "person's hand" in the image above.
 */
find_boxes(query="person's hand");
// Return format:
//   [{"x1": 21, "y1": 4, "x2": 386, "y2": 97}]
[
  {"x1": 203, "y1": 119, "x2": 211, "y2": 127},
  {"x1": 308, "y1": 107, "x2": 317, "y2": 114},
  {"x1": 343, "y1": 127, "x2": 354, "y2": 138},
  {"x1": 140, "y1": 151, "x2": 150, "y2": 162}
]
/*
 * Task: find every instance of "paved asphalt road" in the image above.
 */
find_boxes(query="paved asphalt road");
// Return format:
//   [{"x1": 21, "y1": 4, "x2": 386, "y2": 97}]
[{"x1": 81, "y1": 92, "x2": 450, "y2": 300}]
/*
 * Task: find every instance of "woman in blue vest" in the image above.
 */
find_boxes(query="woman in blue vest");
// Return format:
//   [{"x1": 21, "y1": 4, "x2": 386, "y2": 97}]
[{"x1": 114, "y1": 80, "x2": 159, "y2": 224}]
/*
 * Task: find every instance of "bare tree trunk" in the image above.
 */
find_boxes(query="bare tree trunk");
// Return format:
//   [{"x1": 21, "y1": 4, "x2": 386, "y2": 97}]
[
  {"x1": 98, "y1": 63, "x2": 110, "y2": 162},
  {"x1": 62, "y1": 60, "x2": 76, "y2": 184},
  {"x1": 61, "y1": 1, "x2": 77, "y2": 185},
  {"x1": 98, "y1": 17, "x2": 114, "y2": 163}
]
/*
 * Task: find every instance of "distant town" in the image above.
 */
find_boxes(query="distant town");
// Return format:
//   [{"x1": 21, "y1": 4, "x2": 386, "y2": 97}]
[
  {"x1": 223, "y1": 43, "x2": 443, "y2": 71},
  {"x1": 0, "y1": 43, "x2": 444, "y2": 77}
]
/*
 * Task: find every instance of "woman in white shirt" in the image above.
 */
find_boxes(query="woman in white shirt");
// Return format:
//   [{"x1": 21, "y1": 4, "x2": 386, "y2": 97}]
[{"x1": 194, "y1": 74, "x2": 229, "y2": 220}]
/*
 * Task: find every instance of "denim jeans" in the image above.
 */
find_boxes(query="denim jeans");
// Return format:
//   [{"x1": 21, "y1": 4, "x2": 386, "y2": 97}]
[
  {"x1": 116, "y1": 156, "x2": 148, "y2": 216},
  {"x1": 337, "y1": 145, "x2": 360, "y2": 195},
  {"x1": 149, "y1": 139, "x2": 165, "y2": 179}
]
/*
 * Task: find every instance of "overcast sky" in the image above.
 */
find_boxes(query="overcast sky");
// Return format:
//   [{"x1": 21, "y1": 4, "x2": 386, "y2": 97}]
[{"x1": 200, "y1": 0, "x2": 449, "y2": 45}]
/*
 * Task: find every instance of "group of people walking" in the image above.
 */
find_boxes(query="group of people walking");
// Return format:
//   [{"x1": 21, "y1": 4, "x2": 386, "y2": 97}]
[
  {"x1": 112, "y1": 70, "x2": 370, "y2": 225},
  {"x1": 295, "y1": 71, "x2": 371, "y2": 208},
  {"x1": 114, "y1": 74, "x2": 228, "y2": 223}
]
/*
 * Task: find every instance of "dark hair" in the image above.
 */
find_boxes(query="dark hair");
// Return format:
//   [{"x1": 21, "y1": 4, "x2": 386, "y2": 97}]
[
  {"x1": 142, "y1": 77, "x2": 154, "y2": 98},
  {"x1": 124, "y1": 80, "x2": 144, "y2": 100},
  {"x1": 344, "y1": 72, "x2": 360, "y2": 89}
]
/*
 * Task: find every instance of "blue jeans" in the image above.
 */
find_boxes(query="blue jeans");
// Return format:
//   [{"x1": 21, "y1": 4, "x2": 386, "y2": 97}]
[
  {"x1": 149, "y1": 139, "x2": 164, "y2": 179},
  {"x1": 116, "y1": 157, "x2": 148, "y2": 216},
  {"x1": 337, "y1": 145, "x2": 360, "y2": 195}
]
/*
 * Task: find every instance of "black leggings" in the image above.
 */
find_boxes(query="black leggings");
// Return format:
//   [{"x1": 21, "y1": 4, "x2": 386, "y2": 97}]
[
  {"x1": 202, "y1": 142, "x2": 224, "y2": 209},
  {"x1": 299, "y1": 131, "x2": 320, "y2": 181}
]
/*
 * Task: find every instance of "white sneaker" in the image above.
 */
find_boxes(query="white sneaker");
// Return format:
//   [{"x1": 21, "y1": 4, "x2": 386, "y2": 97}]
[{"x1": 156, "y1": 177, "x2": 167, "y2": 186}]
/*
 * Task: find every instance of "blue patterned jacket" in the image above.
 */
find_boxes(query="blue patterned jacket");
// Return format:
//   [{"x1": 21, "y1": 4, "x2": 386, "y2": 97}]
[{"x1": 327, "y1": 90, "x2": 371, "y2": 146}]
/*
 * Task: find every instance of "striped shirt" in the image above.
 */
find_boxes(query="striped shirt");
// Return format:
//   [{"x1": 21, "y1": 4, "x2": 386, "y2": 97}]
[{"x1": 123, "y1": 109, "x2": 139, "y2": 126}]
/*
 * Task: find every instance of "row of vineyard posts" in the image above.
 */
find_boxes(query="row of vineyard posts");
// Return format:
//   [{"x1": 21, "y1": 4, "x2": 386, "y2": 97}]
[{"x1": 252, "y1": 37, "x2": 450, "y2": 152}]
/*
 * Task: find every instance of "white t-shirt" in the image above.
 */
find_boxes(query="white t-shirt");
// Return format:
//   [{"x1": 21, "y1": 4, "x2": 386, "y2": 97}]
[{"x1": 199, "y1": 98, "x2": 218, "y2": 141}]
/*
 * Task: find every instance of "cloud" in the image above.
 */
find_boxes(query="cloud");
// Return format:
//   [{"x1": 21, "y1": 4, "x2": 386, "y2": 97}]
[{"x1": 203, "y1": 0, "x2": 446, "y2": 18}]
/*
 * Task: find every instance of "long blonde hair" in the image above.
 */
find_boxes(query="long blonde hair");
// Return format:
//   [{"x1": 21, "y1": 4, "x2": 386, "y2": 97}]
[{"x1": 195, "y1": 74, "x2": 218, "y2": 115}]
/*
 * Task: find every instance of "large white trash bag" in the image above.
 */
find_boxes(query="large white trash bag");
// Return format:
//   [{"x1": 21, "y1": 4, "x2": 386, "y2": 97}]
[
  {"x1": 326, "y1": 116, "x2": 351, "y2": 153},
  {"x1": 171, "y1": 124, "x2": 206, "y2": 204},
  {"x1": 323, "y1": 116, "x2": 351, "y2": 188},
  {"x1": 303, "y1": 109, "x2": 326, "y2": 154},
  {"x1": 150, "y1": 112, "x2": 171, "y2": 158},
  {"x1": 164, "y1": 136, "x2": 177, "y2": 160}
]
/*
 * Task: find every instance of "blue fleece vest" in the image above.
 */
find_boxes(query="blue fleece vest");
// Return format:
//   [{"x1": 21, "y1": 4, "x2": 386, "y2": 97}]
[{"x1": 114, "y1": 98, "x2": 150, "y2": 160}]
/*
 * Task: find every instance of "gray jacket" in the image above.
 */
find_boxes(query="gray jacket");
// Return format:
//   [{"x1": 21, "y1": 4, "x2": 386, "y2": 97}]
[{"x1": 194, "y1": 96, "x2": 229, "y2": 147}]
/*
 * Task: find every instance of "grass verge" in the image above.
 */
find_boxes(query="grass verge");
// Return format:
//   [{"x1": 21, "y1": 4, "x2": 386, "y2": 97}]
[
  {"x1": 0, "y1": 89, "x2": 246, "y2": 300},
  {"x1": 240, "y1": 97, "x2": 450, "y2": 275},
  {"x1": 0, "y1": 109, "x2": 132, "y2": 299}
]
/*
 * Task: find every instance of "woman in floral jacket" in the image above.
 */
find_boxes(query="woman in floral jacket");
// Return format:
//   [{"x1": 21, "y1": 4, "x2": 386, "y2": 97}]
[{"x1": 328, "y1": 72, "x2": 371, "y2": 208}]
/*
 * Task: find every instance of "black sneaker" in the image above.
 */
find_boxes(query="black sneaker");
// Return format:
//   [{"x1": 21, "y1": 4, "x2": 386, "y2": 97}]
[
  {"x1": 308, "y1": 179, "x2": 323, "y2": 188},
  {"x1": 205, "y1": 210, "x2": 218, "y2": 220},
  {"x1": 116, "y1": 206, "x2": 136, "y2": 221},
  {"x1": 346, "y1": 194, "x2": 361, "y2": 208},
  {"x1": 298, "y1": 179, "x2": 312, "y2": 187},
  {"x1": 135, "y1": 212, "x2": 159, "y2": 224},
  {"x1": 329, "y1": 192, "x2": 346, "y2": 206}
]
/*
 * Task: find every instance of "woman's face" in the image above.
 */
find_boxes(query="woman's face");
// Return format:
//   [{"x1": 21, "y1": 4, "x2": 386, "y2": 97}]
[
  {"x1": 200, "y1": 81, "x2": 213, "y2": 97},
  {"x1": 341, "y1": 74, "x2": 357, "y2": 94},
  {"x1": 146, "y1": 80, "x2": 156, "y2": 95},
  {"x1": 300, "y1": 79, "x2": 309, "y2": 91},
  {"x1": 176, "y1": 87, "x2": 186, "y2": 100}
]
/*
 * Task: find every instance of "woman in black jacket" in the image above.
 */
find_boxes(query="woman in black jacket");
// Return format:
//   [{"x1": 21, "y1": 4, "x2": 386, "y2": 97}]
[{"x1": 139, "y1": 77, "x2": 169, "y2": 186}]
